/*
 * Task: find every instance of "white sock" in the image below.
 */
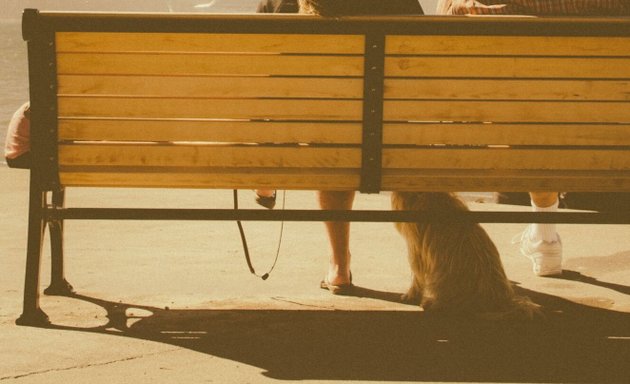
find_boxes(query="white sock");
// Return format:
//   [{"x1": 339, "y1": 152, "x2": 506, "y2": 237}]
[{"x1": 529, "y1": 199, "x2": 559, "y2": 243}]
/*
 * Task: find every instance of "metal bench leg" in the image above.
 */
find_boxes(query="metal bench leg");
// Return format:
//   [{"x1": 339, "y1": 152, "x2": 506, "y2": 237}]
[
  {"x1": 16, "y1": 178, "x2": 50, "y2": 326},
  {"x1": 44, "y1": 188, "x2": 74, "y2": 296}
]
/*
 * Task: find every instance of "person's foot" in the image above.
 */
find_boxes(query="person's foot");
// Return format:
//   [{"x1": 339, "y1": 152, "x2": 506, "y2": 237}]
[
  {"x1": 254, "y1": 190, "x2": 276, "y2": 209},
  {"x1": 320, "y1": 270, "x2": 353, "y2": 295},
  {"x1": 514, "y1": 225, "x2": 563, "y2": 277}
]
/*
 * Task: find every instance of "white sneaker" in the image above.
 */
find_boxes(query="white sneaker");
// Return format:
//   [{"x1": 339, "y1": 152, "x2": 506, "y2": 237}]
[{"x1": 513, "y1": 225, "x2": 563, "y2": 277}]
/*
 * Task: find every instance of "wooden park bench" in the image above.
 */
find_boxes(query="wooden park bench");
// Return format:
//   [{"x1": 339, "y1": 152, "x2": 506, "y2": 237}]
[{"x1": 17, "y1": 9, "x2": 630, "y2": 325}]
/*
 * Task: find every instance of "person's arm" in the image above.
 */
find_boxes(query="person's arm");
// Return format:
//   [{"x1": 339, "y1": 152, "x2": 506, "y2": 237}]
[
  {"x1": 440, "y1": 0, "x2": 630, "y2": 16},
  {"x1": 4, "y1": 102, "x2": 31, "y2": 169}
]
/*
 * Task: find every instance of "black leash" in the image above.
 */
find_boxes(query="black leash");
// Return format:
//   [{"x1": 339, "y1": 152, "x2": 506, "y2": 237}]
[{"x1": 233, "y1": 189, "x2": 284, "y2": 280}]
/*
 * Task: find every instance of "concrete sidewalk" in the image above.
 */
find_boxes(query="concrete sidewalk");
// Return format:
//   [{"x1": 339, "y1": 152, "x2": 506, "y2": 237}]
[{"x1": 1, "y1": 165, "x2": 629, "y2": 383}]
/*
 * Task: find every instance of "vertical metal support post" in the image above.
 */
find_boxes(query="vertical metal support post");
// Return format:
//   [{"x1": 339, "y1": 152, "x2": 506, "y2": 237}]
[
  {"x1": 16, "y1": 176, "x2": 49, "y2": 325},
  {"x1": 44, "y1": 187, "x2": 74, "y2": 296},
  {"x1": 17, "y1": 9, "x2": 59, "y2": 325},
  {"x1": 359, "y1": 32, "x2": 385, "y2": 194}
]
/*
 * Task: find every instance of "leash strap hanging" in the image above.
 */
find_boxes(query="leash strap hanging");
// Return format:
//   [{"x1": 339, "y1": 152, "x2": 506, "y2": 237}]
[{"x1": 233, "y1": 189, "x2": 283, "y2": 280}]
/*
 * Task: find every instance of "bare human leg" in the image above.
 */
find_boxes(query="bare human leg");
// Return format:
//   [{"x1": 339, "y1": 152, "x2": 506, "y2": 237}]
[{"x1": 318, "y1": 190, "x2": 354, "y2": 286}]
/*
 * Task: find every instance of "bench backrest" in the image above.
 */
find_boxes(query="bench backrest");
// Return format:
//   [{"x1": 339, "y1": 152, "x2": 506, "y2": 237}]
[{"x1": 23, "y1": 10, "x2": 630, "y2": 192}]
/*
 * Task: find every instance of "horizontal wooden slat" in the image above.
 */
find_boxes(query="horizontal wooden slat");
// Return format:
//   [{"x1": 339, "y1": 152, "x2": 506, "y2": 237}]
[
  {"x1": 383, "y1": 123, "x2": 630, "y2": 146},
  {"x1": 57, "y1": 53, "x2": 364, "y2": 76},
  {"x1": 58, "y1": 169, "x2": 360, "y2": 190},
  {"x1": 58, "y1": 75, "x2": 364, "y2": 99},
  {"x1": 59, "y1": 144, "x2": 361, "y2": 168},
  {"x1": 56, "y1": 168, "x2": 630, "y2": 192},
  {"x1": 382, "y1": 149, "x2": 630, "y2": 170},
  {"x1": 384, "y1": 79, "x2": 630, "y2": 101},
  {"x1": 59, "y1": 119, "x2": 362, "y2": 144},
  {"x1": 385, "y1": 57, "x2": 630, "y2": 78},
  {"x1": 381, "y1": 169, "x2": 630, "y2": 192},
  {"x1": 383, "y1": 100, "x2": 630, "y2": 123},
  {"x1": 58, "y1": 98, "x2": 363, "y2": 121},
  {"x1": 56, "y1": 32, "x2": 365, "y2": 54},
  {"x1": 386, "y1": 35, "x2": 630, "y2": 56}
]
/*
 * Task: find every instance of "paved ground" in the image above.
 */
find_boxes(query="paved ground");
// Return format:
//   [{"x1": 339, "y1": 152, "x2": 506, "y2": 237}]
[{"x1": 1, "y1": 165, "x2": 629, "y2": 383}]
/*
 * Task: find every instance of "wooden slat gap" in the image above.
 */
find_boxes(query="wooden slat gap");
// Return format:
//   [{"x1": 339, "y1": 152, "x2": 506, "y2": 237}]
[
  {"x1": 58, "y1": 117, "x2": 364, "y2": 124},
  {"x1": 58, "y1": 95, "x2": 363, "y2": 101},
  {"x1": 58, "y1": 73, "x2": 360, "y2": 78},
  {"x1": 385, "y1": 54, "x2": 630, "y2": 59},
  {"x1": 382, "y1": 144, "x2": 630, "y2": 150},
  {"x1": 56, "y1": 50, "x2": 364, "y2": 57},
  {"x1": 382, "y1": 97, "x2": 630, "y2": 103},
  {"x1": 60, "y1": 141, "x2": 362, "y2": 148},
  {"x1": 384, "y1": 76, "x2": 630, "y2": 81}
]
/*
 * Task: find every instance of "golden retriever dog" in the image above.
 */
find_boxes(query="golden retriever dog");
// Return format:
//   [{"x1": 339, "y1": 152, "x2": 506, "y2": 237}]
[{"x1": 391, "y1": 192, "x2": 540, "y2": 319}]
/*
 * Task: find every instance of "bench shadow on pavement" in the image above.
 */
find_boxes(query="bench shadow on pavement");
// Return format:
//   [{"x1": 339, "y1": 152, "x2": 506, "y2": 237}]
[{"x1": 42, "y1": 280, "x2": 630, "y2": 383}]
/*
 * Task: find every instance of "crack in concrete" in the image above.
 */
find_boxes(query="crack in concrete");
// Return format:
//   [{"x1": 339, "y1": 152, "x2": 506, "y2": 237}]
[
  {"x1": 271, "y1": 296, "x2": 333, "y2": 309},
  {"x1": 1, "y1": 347, "x2": 180, "y2": 381}
]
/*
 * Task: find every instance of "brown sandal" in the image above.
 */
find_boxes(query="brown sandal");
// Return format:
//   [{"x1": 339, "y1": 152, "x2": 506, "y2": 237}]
[{"x1": 320, "y1": 273, "x2": 353, "y2": 295}]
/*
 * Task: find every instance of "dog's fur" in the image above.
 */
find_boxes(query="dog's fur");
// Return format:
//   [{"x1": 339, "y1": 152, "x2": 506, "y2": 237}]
[{"x1": 391, "y1": 192, "x2": 540, "y2": 319}]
